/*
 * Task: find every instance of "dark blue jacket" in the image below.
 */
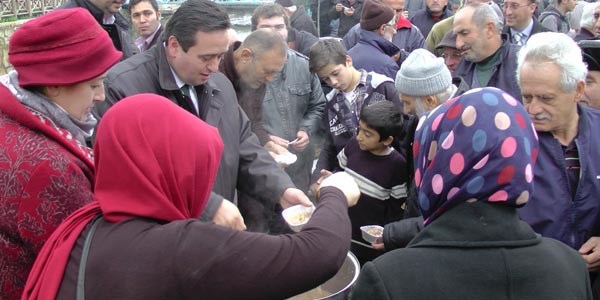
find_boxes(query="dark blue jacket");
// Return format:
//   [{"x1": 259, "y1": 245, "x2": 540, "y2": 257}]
[
  {"x1": 453, "y1": 39, "x2": 522, "y2": 102},
  {"x1": 348, "y1": 30, "x2": 400, "y2": 80},
  {"x1": 343, "y1": 23, "x2": 425, "y2": 66},
  {"x1": 519, "y1": 105, "x2": 600, "y2": 250},
  {"x1": 409, "y1": 5, "x2": 453, "y2": 39}
]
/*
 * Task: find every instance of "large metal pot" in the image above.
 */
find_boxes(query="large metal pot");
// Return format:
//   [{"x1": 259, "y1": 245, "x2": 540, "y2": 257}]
[{"x1": 288, "y1": 252, "x2": 360, "y2": 300}]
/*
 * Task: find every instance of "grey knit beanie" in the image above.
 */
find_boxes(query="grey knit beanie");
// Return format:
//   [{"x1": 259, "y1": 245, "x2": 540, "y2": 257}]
[{"x1": 395, "y1": 49, "x2": 452, "y2": 97}]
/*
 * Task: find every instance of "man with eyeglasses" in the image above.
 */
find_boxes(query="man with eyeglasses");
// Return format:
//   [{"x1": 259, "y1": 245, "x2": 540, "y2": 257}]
[
  {"x1": 502, "y1": 0, "x2": 550, "y2": 45},
  {"x1": 435, "y1": 30, "x2": 462, "y2": 72},
  {"x1": 342, "y1": 0, "x2": 425, "y2": 66},
  {"x1": 348, "y1": 0, "x2": 401, "y2": 79},
  {"x1": 97, "y1": 0, "x2": 313, "y2": 232}
]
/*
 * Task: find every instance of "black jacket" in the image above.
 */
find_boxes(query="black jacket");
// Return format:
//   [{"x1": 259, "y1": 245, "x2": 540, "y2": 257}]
[
  {"x1": 288, "y1": 28, "x2": 319, "y2": 57},
  {"x1": 290, "y1": 7, "x2": 319, "y2": 37},
  {"x1": 352, "y1": 201, "x2": 593, "y2": 300}
]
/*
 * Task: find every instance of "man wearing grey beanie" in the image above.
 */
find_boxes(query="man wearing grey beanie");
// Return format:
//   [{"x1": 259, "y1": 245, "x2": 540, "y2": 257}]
[{"x1": 395, "y1": 48, "x2": 457, "y2": 117}]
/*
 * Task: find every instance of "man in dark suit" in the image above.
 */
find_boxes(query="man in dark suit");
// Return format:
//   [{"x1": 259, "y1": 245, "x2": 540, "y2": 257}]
[
  {"x1": 501, "y1": 0, "x2": 550, "y2": 45},
  {"x1": 130, "y1": 0, "x2": 164, "y2": 52}
]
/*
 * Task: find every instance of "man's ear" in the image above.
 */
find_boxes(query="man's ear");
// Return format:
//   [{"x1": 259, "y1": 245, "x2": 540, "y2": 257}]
[
  {"x1": 166, "y1": 35, "x2": 181, "y2": 58},
  {"x1": 484, "y1": 21, "x2": 496, "y2": 39},
  {"x1": 377, "y1": 24, "x2": 386, "y2": 35},
  {"x1": 240, "y1": 48, "x2": 254, "y2": 63},
  {"x1": 345, "y1": 55, "x2": 353, "y2": 67},
  {"x1": 423, "y1": 94, "x2": 439, "y2": 111},
  {"x1": 574, "y1": 79, "x2": 586, "y2": 103}
]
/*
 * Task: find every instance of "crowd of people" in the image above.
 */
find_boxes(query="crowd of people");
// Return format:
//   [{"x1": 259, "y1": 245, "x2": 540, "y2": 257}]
[{"x1": 1, "y1": 0, "x2": 600, "y2": 298}]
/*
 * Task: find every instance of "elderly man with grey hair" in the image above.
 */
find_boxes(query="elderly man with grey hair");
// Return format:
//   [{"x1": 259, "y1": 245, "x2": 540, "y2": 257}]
[
  {"x1": 453, "y1": 2, "x2": 522, "y2": 101},
  {"x1": 395, "y1": 48, "x2": 457, "y2": 117},
  {"x1": 516, "y1": 32, "x2": 600, "y2": 282}
]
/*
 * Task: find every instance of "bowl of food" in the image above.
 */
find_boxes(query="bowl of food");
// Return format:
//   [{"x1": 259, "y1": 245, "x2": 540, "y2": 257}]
[
  {"x1": 360, "y1": 225, "x2": 384, "y2": 244},
  {"x1": 274, "y1": 151, "x2": 297, "y2": 166},
  {"x1": 282, "y1": 204, "x2": 315, "y2": 232},
  {"x1": 288, "y1": 251, "x2": 360, "y2": 300}
]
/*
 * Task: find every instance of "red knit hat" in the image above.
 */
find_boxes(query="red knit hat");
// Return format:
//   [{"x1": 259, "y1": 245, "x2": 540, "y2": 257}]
[
  {"x1": 9, "y1": 8, "x2": 122, "y2": 87},
  {"x1": 360, "y1": 0, "x2": 395, "y2": 31}
]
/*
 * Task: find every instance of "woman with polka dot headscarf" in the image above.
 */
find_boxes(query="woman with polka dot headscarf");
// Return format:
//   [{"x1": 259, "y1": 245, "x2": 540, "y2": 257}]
[{"x1": 351, "y1": 87, "x2": 592, "y2": 300}]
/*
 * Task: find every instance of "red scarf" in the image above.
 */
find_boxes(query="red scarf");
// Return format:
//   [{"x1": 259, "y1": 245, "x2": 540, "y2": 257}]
[
  {"x1": 397, "y1": 16, "x2": 412, "y2": 29},
  {"x1": 22, "y1": 94, "x2": 223, "y2": 300}
]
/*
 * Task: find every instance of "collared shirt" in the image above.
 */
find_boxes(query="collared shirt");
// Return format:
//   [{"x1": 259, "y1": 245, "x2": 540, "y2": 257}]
[
  {"x1": 509, "y1": 18, "x2": 534, "y2": 45},
  {"x1": 135, "y1": 23, "x2": 162, "y2": 52},
  {"x1": 103, "y1": 14, "x2": 116, "y2": 25},
  {"x1": 169, "y1": 60, "x2": 199, "y2": 114}
]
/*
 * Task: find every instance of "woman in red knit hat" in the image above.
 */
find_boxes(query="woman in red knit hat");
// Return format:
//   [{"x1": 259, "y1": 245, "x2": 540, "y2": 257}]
[{"x1": 0, "y1": 7, "x2": 121, "y2": 299}]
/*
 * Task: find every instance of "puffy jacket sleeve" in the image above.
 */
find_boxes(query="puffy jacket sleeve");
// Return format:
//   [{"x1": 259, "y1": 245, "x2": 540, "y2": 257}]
[{"x1": 382, "y1": 216, "x2": 423, "y2": 250}]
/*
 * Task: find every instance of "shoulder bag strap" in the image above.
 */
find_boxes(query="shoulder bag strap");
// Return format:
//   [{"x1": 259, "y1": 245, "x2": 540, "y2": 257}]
[{"x1": 76, "y1": 215, "x2": 103, "y2": 300}]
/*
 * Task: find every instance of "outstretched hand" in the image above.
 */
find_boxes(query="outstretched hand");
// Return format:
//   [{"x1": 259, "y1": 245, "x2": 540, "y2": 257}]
[
  {"x1": 319, "y1": 171, "x2": 360, "y2": 207},
  {"x1": 280, "y1": 188, "x2": 313, "y2": 209}
]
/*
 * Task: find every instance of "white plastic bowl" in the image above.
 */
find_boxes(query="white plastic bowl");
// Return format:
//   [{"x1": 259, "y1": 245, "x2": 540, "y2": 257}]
[
  {"x1": 275, "y1": 152, "x2": 297, "y2": 165},
  {"x1": 360, "y1": 225, "x2": 384, "y2": 244},
  {"x1": 282, "y1": 204, "x2": 315, "y2": 232}
]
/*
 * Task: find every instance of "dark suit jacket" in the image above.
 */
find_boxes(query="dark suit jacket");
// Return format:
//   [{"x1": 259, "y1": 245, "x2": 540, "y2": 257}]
[{"x1": 502, "y1": 17, "x2": 551, "y2": 45}]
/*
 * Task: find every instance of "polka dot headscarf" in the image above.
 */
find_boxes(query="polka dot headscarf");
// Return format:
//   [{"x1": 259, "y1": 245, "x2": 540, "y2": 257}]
[{"x1": 413, "y1": 87, "x2": 539, "y2": 226}]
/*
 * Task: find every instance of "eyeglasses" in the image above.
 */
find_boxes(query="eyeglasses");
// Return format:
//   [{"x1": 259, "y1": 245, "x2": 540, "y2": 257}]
[
  {"x1": 501, "y1": 2, "x2": 532, "y2": 10},
  {"x1": 441, "y1": 52, "x2": 464, "y2": 59}
]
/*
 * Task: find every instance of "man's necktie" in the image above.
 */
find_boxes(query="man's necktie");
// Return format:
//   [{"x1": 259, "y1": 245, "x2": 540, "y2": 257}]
[
  {"x1": 513, "y1": 32, "x2": 524, "y2": 46},
  {"x1": 181, "y1": 85, "x2": 191, "y2": 98}
]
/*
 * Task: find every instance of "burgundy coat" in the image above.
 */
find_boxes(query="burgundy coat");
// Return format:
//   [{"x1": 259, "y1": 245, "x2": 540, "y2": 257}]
[{"x1": 0, "y1": 85, "x2": 94, "y2": 299}]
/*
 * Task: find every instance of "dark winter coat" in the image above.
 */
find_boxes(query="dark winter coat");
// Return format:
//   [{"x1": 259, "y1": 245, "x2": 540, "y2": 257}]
[{"x1": 352, "y1": 201, "x2": 593, "y2": 300}]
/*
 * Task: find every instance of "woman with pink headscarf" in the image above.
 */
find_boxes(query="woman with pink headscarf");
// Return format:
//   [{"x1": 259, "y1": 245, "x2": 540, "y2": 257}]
[
  {"x1": 23, "y1": 94, "x2": 360, "y2": 300},
  {"x1": 352, "y1": 87, "x2": 592, "y2": 300}
]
